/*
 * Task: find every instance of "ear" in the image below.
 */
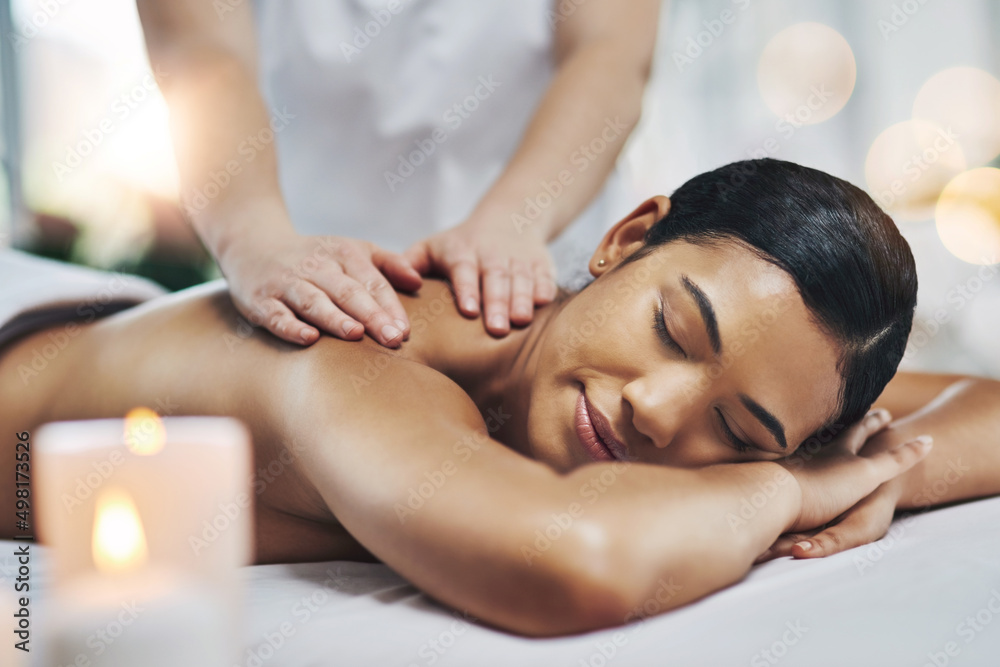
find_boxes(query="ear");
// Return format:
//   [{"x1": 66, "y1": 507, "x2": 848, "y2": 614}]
[{"x1": 589, "y1": 196, "x2": 671, "y2": 276}]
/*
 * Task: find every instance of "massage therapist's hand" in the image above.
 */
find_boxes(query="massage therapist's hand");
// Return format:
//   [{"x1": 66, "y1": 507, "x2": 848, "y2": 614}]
[
  {"x1": 404, "y1": 219, "x2": 557, "y2": 336},
  {"x1": 220, "y1": 228, "x2": 423, "y2": 347},
  {"x1": 771, "y1": 409, "x2": 932, "y2": 548}
]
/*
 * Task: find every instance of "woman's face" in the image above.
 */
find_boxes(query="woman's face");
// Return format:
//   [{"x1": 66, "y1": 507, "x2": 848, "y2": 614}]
[{"x1": 525, "y1": 198, "x2": 844, "y2": 471}]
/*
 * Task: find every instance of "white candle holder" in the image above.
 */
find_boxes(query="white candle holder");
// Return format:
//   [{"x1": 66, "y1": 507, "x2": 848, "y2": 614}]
[{"x1": 35, "y1": 415, "x2": 254, "y2": 666}]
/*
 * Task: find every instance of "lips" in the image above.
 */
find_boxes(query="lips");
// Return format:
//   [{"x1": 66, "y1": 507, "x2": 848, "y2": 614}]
[{"x1": 574, "y1": 391, "x2": 630, "y2": 462}]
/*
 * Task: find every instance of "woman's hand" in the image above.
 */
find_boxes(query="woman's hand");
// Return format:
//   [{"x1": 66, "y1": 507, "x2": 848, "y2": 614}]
[
  {"x1": 221, "y1": 229, "x2": 423, "y2": 347},
  {"x1": 775, "y1": 409, "x2": 931, "y2": 542},
  {"x1": 404, "y1": 219, "x2": 557, "y2": 336},
  {"x1": 755, "y1": 477, "x2": 903, "y2": 563}
]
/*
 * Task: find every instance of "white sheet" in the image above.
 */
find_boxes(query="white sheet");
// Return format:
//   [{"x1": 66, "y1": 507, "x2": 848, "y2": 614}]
[{"x1": 9, "y1": 495, "x2": 999, "y2": 666}]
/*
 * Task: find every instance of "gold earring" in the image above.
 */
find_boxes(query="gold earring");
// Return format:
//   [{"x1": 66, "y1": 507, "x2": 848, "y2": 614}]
[{"x1": 597, "y1": 259, "x2": 606, "y2": 267}]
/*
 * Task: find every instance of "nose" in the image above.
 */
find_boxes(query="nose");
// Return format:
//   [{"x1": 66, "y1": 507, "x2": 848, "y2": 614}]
[{"x1": 621, "y1": 373, "x2": 695, "y2": 449}]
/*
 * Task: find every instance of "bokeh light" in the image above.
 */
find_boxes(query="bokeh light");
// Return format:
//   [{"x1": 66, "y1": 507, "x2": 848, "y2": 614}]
[
  {"x1": 865, "y1": 120, "x2": 967, "y2": 222},
  {"x1": 124, "y1": 406, "x2": 167, "y2": 456},
  {"x1": 935, "y1": 168, "x2": 1000, "y2": 266},
  {"x1": 757, "y1": 22, "x2": 856, "y2": 125},
  {"x1": 913, "y1": 67, "x2": 1000, "y2": 168}
]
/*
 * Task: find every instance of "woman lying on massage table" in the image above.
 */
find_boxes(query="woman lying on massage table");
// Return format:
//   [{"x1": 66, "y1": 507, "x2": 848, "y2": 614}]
[{"x1": 2, "y1": 159, "x2": 998, "y2": 636}]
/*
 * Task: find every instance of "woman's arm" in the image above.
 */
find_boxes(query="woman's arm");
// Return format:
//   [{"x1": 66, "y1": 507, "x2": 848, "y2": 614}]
[
  {"x1": 764, "y1": 371, "x2": 1000, "y2": 560},
  {"x1": 872, "y1": 372, "x2": 1000, "y2": 509},
  {"x1": 284, "y1": 344, "x2": 926, "y2": 636}
]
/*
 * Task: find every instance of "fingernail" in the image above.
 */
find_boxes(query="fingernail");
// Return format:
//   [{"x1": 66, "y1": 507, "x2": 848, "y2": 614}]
[
  {"x1": 795, "y1": 541, "x2": 812, "y2": 551},
  {"x1": 300, "y1": 329, "x2": 315, "y2": 343},
  {"x1": 381, "y1": 324, "x2": 402, "y2": 341},
  {"x1": 464, "y1": 298, "x2": 478, "y2": 313},
  {"x1": 914, "y1": 435, "x2": 933, "y2": 448},
  {"x1": 394, "y1": 319, "x2": 407, "y2": 331},
  {"x1": 489, "y1": 315, "x2": 507, "y2": 331},
  {"x1": 342, "y1": 322, "x2": 359, "y2": 337}
]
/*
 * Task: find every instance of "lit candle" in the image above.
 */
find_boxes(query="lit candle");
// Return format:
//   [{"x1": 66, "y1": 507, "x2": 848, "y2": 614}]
[
  {"x1": 49, "y1": 488, "x2": 229, "y2": 666},
  {"x1": 36, "y1": 415, "x2": 253, "y2": 665}
]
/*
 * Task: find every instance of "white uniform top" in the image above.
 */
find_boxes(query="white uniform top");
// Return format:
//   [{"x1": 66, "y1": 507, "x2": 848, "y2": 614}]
[{"x1": 252, "y1": 0, "x2": 626, "y2": 283}]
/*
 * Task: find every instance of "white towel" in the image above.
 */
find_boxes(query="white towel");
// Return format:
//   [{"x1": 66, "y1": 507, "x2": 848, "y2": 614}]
[{"x1": 0, "y1": 250, "x2": 167, "y2": 348}]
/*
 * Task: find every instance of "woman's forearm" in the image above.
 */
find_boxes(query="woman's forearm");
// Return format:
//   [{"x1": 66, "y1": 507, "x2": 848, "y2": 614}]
[
  {"x1": 874, "y1": 378, "x2": 1000, "y2": 509},
  {"x1": 137, "y1": 0, "x2": 294, "y2": 260},
  {"x1": 564, "y1": 461, "x2": 799, "y2": 626},
  {"x1": 470, "y1": 1, "x2": 659, "y2": 242}
]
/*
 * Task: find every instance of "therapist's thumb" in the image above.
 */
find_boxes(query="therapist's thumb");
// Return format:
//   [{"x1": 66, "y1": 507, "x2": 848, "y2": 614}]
[{"x1": 402, "y1": 241, "x2": 433, "y2": 275}]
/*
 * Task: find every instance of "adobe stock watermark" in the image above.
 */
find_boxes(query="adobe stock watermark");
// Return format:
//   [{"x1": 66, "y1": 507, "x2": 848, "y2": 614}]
[
  {"x1": 51, "y1": 66, "x2": 169, "y2": 183},
  {"x1": 189, "y1": 438, "x2": 307, "y2": 556},
  {"x1": 919, "y1": 589, "x2": 1000, "y2": 667},
  {"x1": 182, "y1": 107, "x2": 296, "y2": 215},
  {"x1": 17, "y1": 271, "x2": 162, "y2": 386},
  {"x1": 878, "y1": 0, "x2": 934, "y2": 41},
  {"x1": 750, "y1": 620, "x2": 809, "y2": 667},
  {"x1": 384, "y1": 75, "x2": 502, "y2": 192},
  {"x1": 521, "y1": 461, "x2": 631, "y2": 566},
  {"x1": 545, "y1": 0, "x2": 591, "y2": 28},
  {"x1": 512, "y1": 116, "x2": 629, "y2": 234},
  {"x1": 718, "y1": 84, "x2": 836, "y2": 200},
  {"x1": 338, "y1": 0, "x2": 415, "y2": 63},
  {"x1": 59, "y1": 398, "x2": 180, "y2": 515},
  {"x1": 6, "y1": 0, "x2": 74, "y2": 53},
  {"x1": 681, "y1": 292, "x2": 795, "y2": 406},
  {"x1": 393, "y1": 406, "x2": 511, "y2": 523},
  {"x1": 725, "y1": 465, "x2": 796, "y2": 532},
  {"x1": 872, "y1": 126, "x2": 959, "y2": 212},
  {"x1": 853, "y1": 457, "x2": 969, "y2": 575},
  {"x1": 406, "y1": 610, "x2": 479, "y2": 667},
  {"x1": 622, "y1": 577, "x2": 684, "y2": 630},
  {"x1": 234, "y1": 565, "x2": 389, "y2": 667},
  {"x1": 903, "y1": 257, "x2": 998, "y2": 361},
  {"x1": 348, "y1": 289, "x2": 457, "y2": 394},
  {"x1": 52, "y1": 600, "x2": 146, "y2": 667},
  {"x1": 672, "y1": 0, "x2": 753, "y2": 72}
]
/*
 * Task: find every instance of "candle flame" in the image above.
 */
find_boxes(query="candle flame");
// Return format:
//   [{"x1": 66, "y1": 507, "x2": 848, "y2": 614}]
[
  {"x1": 92, "y1": 488, "x2": 148, "y2": 574},
  {"x1": 124, "y1": 407, "x2": 166, "y2": 456}
]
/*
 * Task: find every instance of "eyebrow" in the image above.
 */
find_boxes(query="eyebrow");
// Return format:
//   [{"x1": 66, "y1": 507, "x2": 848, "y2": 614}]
[
  {"x1": 680, "y1": 275, "x2": 721, "y2": 356},
  {"x1": 678, "y1": 274, "x2": 788, "y2": 451},
  {"x1": 739, "y1": 394, "x2": 788, "y2": 450}
]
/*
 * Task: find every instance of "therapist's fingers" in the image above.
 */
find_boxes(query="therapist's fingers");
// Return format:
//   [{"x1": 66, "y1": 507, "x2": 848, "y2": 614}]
[
  {"x1": 482, "y1": 258, "x2": 511, "y2": 336},
  {"x1": 249, "y1": 296, "x2": 324, "y2": 346},
  {"x1": 509, "y1": 258, "x2": 535, "y2": 326},
  {"x1": 447, "y1": 253, "x2": 482, "y2": 318},
  {"x1": 282, "y1": 280, "x2": 366, "y2": 343},
  {"x1": 402, "y1": 240, "x2": 433, "y2": 277},
  {"x1": 532, "y1": 260, "x2": 557, "y2": 305},
  {"x1": 371, "y1": 246, "x2": 423, "y2": 294},
  {"x1": 339, "y1": 248, "x2": 412, "y2": 336},
  {"x1": 306, "y1": 269, "x2": 405, "y2": 347}
]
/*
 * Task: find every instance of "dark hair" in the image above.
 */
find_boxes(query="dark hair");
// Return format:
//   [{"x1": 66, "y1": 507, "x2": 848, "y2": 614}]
[{"x1": 622, "y1": 158, "x2": 917, "y2": 436}]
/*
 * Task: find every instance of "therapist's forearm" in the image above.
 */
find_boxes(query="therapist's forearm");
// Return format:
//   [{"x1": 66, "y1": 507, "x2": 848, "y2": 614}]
[
  {"x1": 137, "y1": 2, "x2": 293, "y2": 262},
  {"x1": 874, "y1": 378, "x2": 1000, "y2": 509},
  {"x1": 471, "y1": 41, "x2": 650, "y2": 242}
]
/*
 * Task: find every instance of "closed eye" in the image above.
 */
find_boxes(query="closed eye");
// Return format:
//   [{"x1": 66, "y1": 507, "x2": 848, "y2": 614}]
[
  {"x1": 654, "y1": 298, "x2": 686, "y2": 358},
  {"x1": 715, "y1": 407, "x2": 755, "y2": 454}
]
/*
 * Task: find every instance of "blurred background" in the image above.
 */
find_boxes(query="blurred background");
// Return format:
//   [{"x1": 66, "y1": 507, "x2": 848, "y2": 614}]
[{"x1": 0, "y1": 0, "x2": 997, "y2": 376}]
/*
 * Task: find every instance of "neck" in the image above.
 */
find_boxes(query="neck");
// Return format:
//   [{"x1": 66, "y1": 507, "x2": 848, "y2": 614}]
[{"x1": 398, "y1": 282, "x2": 565, "y2": 455}]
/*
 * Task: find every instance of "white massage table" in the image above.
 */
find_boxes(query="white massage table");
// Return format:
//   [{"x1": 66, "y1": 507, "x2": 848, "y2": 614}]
[{"x1": 8, "y1": 495, "x2": 999, "y2": 666}]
